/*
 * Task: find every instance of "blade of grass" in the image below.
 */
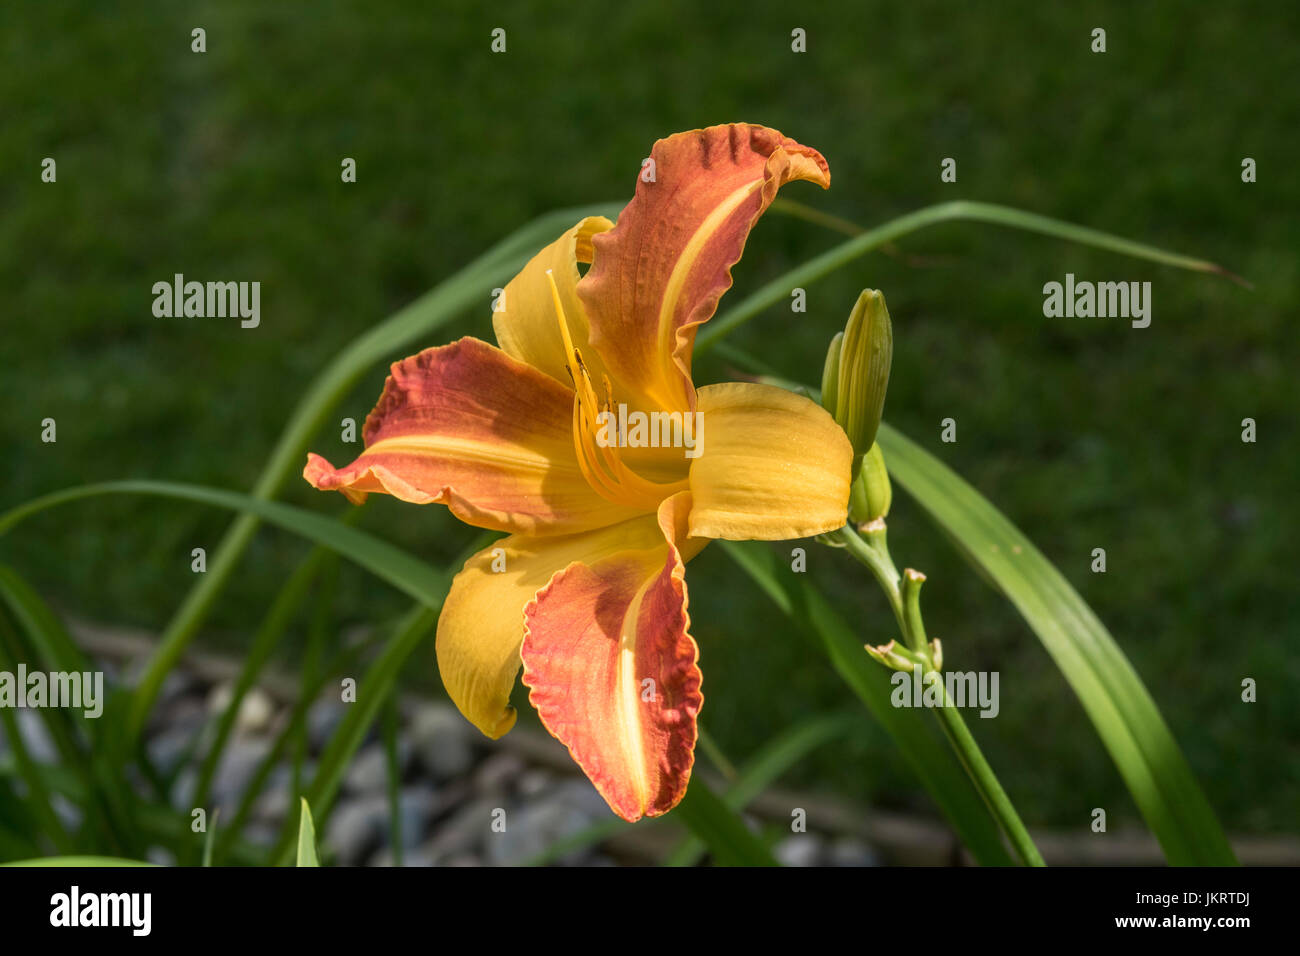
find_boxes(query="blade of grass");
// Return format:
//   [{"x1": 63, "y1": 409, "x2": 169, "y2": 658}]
[
  {"x1": 296, "y1": 798, "x2": 320, "y2": 866},
  {"x1": 202, "y1": 809, "x2": 219, "y2": 867}
]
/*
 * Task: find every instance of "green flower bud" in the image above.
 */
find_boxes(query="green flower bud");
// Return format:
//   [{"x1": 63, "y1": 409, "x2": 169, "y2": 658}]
[
  {"x1": 820, "y1": 331, "x2": 844, "y2": 418},
  {"x1": 849, "y1": 441, "x2": 892, "y2": 524},
  {"x1": 864, "y1": 639, "x2": 919, "y2": 672},
  {"x1": 836, "y1": 290, "x2": 893, "y2": 469}
]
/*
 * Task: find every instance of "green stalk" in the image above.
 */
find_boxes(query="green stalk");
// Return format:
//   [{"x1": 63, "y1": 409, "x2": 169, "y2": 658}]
[
  {"x1": 930, "y1": 682, "x2": 1044, "y2": 867},
  {"x1": 832, "y1": 524, "x2": 1043, "y2": 866}
]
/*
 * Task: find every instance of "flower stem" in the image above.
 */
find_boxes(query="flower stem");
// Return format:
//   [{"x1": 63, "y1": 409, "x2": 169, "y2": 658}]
[
  {"x1": 830, "y1": 523, "x2": 1045, "y2": 866},
  {"x1": 929, "y1": 681, "x2": 1045, "y2": 867}
]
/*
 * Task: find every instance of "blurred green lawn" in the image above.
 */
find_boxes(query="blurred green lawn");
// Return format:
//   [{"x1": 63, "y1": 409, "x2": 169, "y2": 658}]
[{"x1": 2, "y1": 1, "x2": 1296, "y2": 833}]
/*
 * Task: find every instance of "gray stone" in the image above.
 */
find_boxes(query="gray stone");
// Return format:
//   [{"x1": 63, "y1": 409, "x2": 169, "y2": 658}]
[
  {"x1": 396, "y1": 784, "x2": 438, "y2": 848},
  {"x1": 368, "y1": 841, "x2": 439, "y2": 868},
  {"x1": 207, "y1": 683, "x2": 277, "y2": 737},
  {"x1": 171, "y1": 767, "x2": 197, "y2": 812},
  {"x1": 517, "y1": 768, "x2": 556, "y2": 798},
  {"x1": 410, "y1": 703, "x2": 475, "y2": 781},
  {"x1": 548, "y1": 777, "x2": 610, "y2": 818},
  {"x1": 253, "y1": 764, "x2": 294, "y2": 822},
  {"x1": 827, "y1": 836, "x2": 881, "y2": 867},
  {"x1": 325, "y1": 792, "x2": 389, "y2": 866},
  {"x1": 425, "y1": 796, "x2": 502, "y2": 862},
  {"x1": 343, "y1": 739, "x2": 412, "y2": 795},
  {"x1": 774, "y1": 834, "x2": 825, "y2": 867},
  {"x1": 306, "y1": 697, "x2": 347, "y2": 753},
  {"x1": 233, "y1": 688, "x2": 276, "y2": 737},
  {"x1": 146, "y1": 846, "x2": 177, "y2": 866},
  {"x1": 146, "y1": 723, "x2": 198, "y2": 775},
  {"x1": 157, "y1": 696, "x2": 208, "y2": 734},
  {"x1": 485, "y1": 780, "x2": 607, "y2": 866},
  {"x1": 211, "y1": 738, "x2": 272, "y2": 813},
  {"x1": 472, "y1": 751, "x2": 525, "y2": 796},
  {"x1": 242, "y1": 821, "x2": 279, "y2": 849}
]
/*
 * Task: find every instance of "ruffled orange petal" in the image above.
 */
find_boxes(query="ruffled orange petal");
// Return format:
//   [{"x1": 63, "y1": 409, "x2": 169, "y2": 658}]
[
  {"x1": 436, "y1": 514, "x2": 677, "y2": 739},
  {"x1": 578, "y1": 124, "x2": 830, "y2": 413},
  {"x1": 520, "y1": 492, "x2": 707, "y2": 821},
  {"x1": 303, "y1": 337, "x2": 641, "y2": 535}
]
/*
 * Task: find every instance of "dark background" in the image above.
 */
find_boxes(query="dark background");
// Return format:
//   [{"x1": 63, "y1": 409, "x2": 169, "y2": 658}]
[{"x1": 2, "y1": 1, "x2": 1296, "y2": 834}]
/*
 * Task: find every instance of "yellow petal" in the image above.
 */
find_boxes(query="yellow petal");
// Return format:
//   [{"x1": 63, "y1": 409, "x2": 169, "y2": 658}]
[
  {"x1": 436, "y1": 513, "x2": 673, "y2": 739},
  {"x1": 687, "y1": 382, "x2": 852, "y2": 540},
  {"x1": 492, "y1": 216, "x2": 615, "y2": 388}
]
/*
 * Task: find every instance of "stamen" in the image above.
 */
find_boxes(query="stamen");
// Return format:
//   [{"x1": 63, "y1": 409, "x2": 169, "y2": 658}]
[{"x1": 545, "y1": 269, "x2": 690, "y2": 511}]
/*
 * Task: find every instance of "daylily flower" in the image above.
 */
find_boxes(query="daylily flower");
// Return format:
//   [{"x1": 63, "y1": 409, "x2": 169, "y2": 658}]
[{"x1": 304, "y1": 124, "x2": 852, "y2": 820}]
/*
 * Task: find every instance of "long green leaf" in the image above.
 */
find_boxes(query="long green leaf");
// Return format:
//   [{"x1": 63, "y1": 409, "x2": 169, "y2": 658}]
[
  {"x1": 673, "y1": 776, "x2": 779, "y2": 867},
  {"x1": 0, "y1": 481, "x2": 446, "y2": 609},
  {"x1": 875, "y1": 423, "x2": 1235, "y2": 865},
  {"x1": 722, "y1": 541, "x2": 1016, "y2": 866},
  {"x1": 700, "y1": 198, "x2": 1244, "y2": 354}
]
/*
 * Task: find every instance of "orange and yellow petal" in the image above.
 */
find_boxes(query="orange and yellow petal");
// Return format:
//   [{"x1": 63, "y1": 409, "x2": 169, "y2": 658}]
[
  {"x1": 303, "y1": 336, "x2": 641, "y2": 535},
  {"x1": 436, "y1": 514, "x2": 678, "y2": 740},
  {"x1": 492, "y1": 215, "x2": 616, "y2": 388},
  {"x1": 687, "y1": 382, "x2": 852, "y2": 540},
  {"x1": 578, "y1": 124, "x2": 830, "y2": 414},
  {"x1": 520, "y1": 492, "x2": 706, "y2": 821}
]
